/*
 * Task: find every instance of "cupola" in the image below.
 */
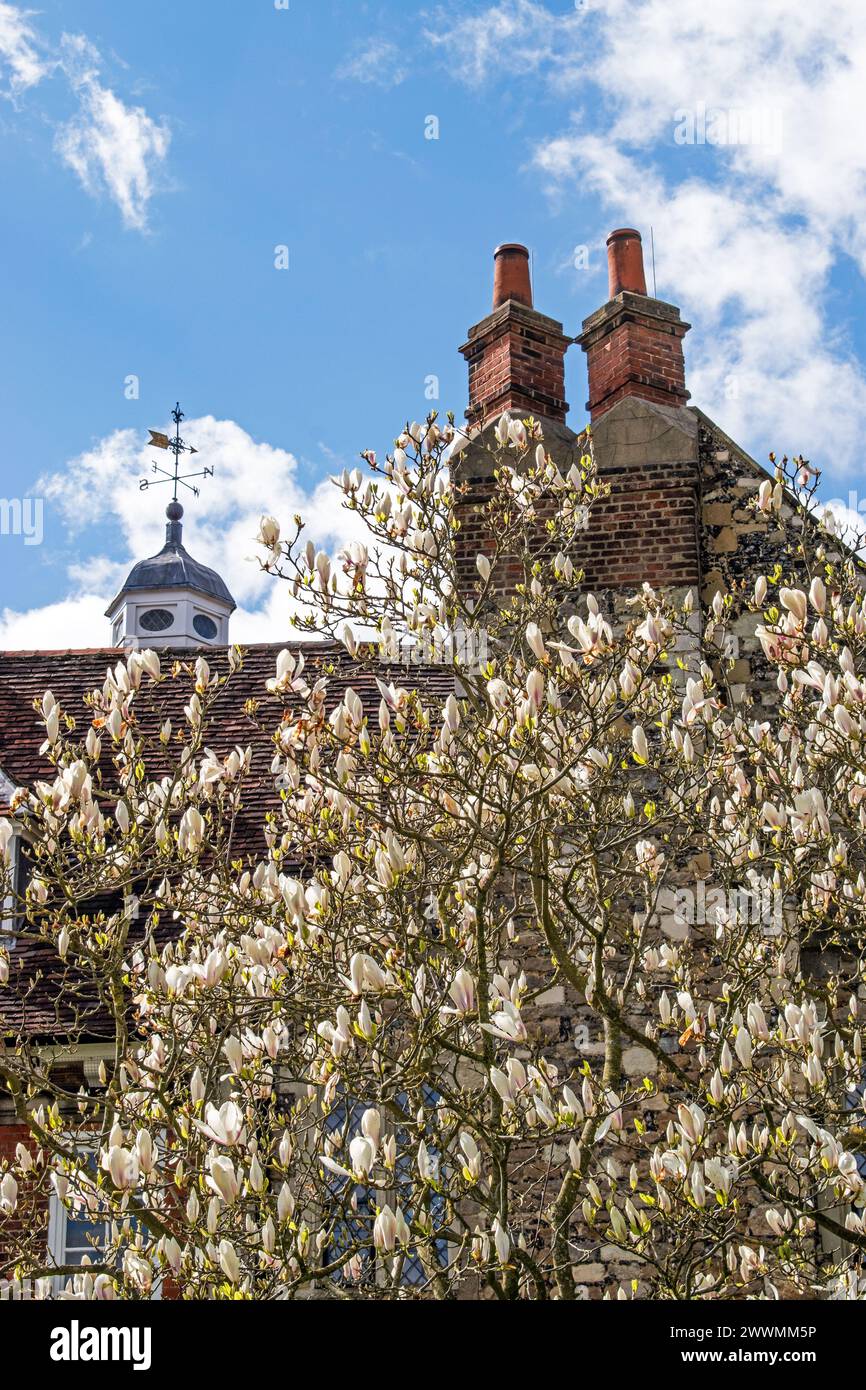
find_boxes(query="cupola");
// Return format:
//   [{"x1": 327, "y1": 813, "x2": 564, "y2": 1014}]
[{"x1": 106, "y1": 499, "x2": 235, "y2": 649}]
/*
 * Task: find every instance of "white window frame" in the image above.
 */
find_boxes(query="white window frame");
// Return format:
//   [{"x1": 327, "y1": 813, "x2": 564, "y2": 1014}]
[
  {"x1": 1, "y1": 820, "x2": 20, "y2": 949},
  {"x1": 46, "y1": 1129, "x2": 162, "y2": 1299},
  {"x1": 42, "y1": 1049, "x2": 164, "y2": 1297},
  {"x1": 47, "y1": 1185, "x2": 112, "y2": 1275}
]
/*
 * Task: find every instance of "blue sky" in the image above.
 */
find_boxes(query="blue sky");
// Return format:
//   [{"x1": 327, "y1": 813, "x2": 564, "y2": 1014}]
[{"x1": 1, "y1": 0, "x2": 865, "y2": 646}]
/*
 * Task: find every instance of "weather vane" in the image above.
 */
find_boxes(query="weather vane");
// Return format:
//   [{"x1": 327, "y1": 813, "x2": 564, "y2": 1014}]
[{"x1": 139, "y1": 403, "x2": 213, "y2": 500}]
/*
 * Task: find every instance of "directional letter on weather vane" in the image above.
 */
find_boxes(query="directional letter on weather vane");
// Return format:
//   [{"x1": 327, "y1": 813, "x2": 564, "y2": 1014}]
[{"x1": 139, "y1": 403, "x2": 212, "y2": 499}]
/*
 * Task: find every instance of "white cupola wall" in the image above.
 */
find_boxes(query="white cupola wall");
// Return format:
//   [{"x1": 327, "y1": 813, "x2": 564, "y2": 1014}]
[{"x1": 105, "y1": 501, "x2": 235, "y2": 650}]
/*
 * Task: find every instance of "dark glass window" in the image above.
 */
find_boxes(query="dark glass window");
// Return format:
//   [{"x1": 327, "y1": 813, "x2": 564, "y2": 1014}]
[
  {"x1": 193, "y1": 613, "x2": 218, "y2": 641},
  {"x1": 395, "y1": 1086, "x2": 448, "y2": 1287},
  {"x1": 324, "y1": 1087, "x2": 447, "y2": 1290},
  {"x1": 139, "y1": 608, "x2": 174, "y2": 633}
]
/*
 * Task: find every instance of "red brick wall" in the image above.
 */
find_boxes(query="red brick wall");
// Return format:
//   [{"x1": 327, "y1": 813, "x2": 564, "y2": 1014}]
[
  {"x1": 0, "y1": 1122, "x2": 47, "y2": 1277},
  {"x1": 453, "y1": 423, "x2": 700, "y2": 596},
  {"x1": 577, "y1": 457, "x2": 701, "y2": 589}
]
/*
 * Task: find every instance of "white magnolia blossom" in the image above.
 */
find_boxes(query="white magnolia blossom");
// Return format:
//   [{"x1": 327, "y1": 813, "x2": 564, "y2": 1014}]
[{"x1": 1, "y1": 434, "x2": 864, "y2": 1302}]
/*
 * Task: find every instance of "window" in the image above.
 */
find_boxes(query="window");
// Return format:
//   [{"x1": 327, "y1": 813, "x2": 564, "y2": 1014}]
[
  {"x1": 324, "y1": 1088, "x2": 448, "y2": 1290},
  {"x1": 47, "y1": 1137, "x2": 160, "y2": 1297},
  {"x1": 847, "y1": 1072, "x2": 866, "y2": 1183},
  {"x1": 47, "y1": 1145, "x2": 111, "y2": 1285},
  {"x1": 48, "y1": 1193, "x2": 110, "y2": 1270},
  {"x1": 193, "y1": 613, "x2": 218, "y2": 641},
  {"x1": 394, "y1": 1087, "x2": 448, "y2": 1287},
  {"x1": 323, "y1": 1098, "x2": 375, "y2": 1287},
  {"x1": 139, "y1": 608, "x2": 175, "y2": 633},
  {"x1": 1, "y1": 827, "x2": 30, "y2": 948}
]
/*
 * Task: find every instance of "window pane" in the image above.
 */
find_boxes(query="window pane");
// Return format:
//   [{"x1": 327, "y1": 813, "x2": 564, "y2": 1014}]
[{"x1": 63, "y1": 1216, "x2": 108, "y2": 1263}]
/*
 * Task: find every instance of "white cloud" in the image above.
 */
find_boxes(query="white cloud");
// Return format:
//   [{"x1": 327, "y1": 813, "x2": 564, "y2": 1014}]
[
  {"x1": 431, "y1": 0, "x2": 866, "y2": 476},
  {"x1": 534, "y1": 137, "x2": 866, "y2": 470},
  {"x1": 424, "y1": 0, "x2": 569, "y2": 86},
  {"x1": 0, "y1": 418, "x2": 369, "y2": 651},
  {"x1": 55, "y1": 35, "x2": 170, "y2": 232},
  {"x1": 0, "y1": 2, "x2": 48, "y2": 96},
  {"x1": 336, "y1": 38, "x2": 407, "y2": 88},
  {"x1": 0, "y1": 594, "x2": 110, "y2": 651},
  {"x1": 0, "y1": 10, "x2": 169, "y2": 230},
  {"x1": 821, "y1": 498, "x2": 866, "y2": 549}
]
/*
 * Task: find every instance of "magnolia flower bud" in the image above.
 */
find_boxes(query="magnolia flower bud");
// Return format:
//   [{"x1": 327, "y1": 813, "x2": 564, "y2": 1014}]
[
  {"x1": 222, "y1": 1036, "x2": 244, "y2": 1075},
  {"x1": 765, "y1": 1208, "x2": 791, "y2": 1238},
  {"x1": 278, "y1": 1183, "x2": 295, "y2": 1222},
  {"x1": 349, "y1": 1136, "x2": 375, "y2": 1179},
  {"x1": 447, "y1": 968, "x2": 475, "y2": 1015},
  {"x1": 492, "y1": 1217, "x2": 511, "y2": 1264},
  {"x1": 526, "y1": 669, "x2": 544, "y2": 711},
  {"x1": 373, "y1": 1204, "x2": 397, "y2": 1252},
  {"x1": 632, "y1": 726, "x2": 648, "y2": 764},
  {"x1": 526, "y1": 623, "x2": 546, "y2": 661},
  {"x1": 809, "y1": 576, "x2": 826, "y2": 613},
  {"x1": 262, "y1": 1216, "x2": 276, "y2": 1254},
  {"x1": 779, "y1": 587, "x2": 807, "y2": 625},
  {"x1": 258, "y1": 516, "x2": 280, "y2": 548},
  {"x1": 136, "y1": 1129, "x2": 154, "y2": 1175},
  {"x1": 734, "y1": 1027, "x2": 753, "y2": 1069},
  {"x1": 0, "y1": 1172, "x2": 18, "y2": 1215},
  {"x1": 508, "y1": 418, "x2": 527, "y2": 449},
  {"x1": 218, "y1": 1239, "x2": 241, "y2": 1283},
  {"x1": 394, "y1": 1206, "x2": 411, "y2": 1246},
  {"x1": 361, "y1": 1108, "x2": 381, "y2": 1149},
  {"x1": 106, "y1": 1145, "x2": 139, "y2": 1190},
  {"x1": 248, "y1": 1154, "x2": 265, "y2": 1193},
  {"x1": 444, "y1": 694, "x2": 460, "y2": 733},
  {"x1": 208, "y1": 1155, "x2": 240, "y2": 1205},
  {"x1": 690, "y1": 1166, "x2": 706, "y2": 1208}
]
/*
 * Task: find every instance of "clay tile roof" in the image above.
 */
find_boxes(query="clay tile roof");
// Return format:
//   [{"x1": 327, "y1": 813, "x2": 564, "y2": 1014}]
[
  {"x1": 0, "y1": 641, "x2": 453, "y2": 856},
  {"x1": 0, "y1": 642, "x2": 453, "y2": 1039}
]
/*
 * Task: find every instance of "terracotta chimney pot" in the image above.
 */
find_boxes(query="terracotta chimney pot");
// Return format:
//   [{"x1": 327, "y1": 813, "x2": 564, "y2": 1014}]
[
  {"x1": 606, "y1": 228, "x2": 648, "y2": 298},
  {"x1": 492, "y1": 243, "x2": 533, "y2": 309}
]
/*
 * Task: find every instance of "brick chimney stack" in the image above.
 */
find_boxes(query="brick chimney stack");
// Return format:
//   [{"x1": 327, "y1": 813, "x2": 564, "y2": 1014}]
[
  {"x1": 577, "y1": 229, "x2": 690, "y2": 421},
  {"x1": 460, "y1": 244, "x2": 571, "y2": 427}
]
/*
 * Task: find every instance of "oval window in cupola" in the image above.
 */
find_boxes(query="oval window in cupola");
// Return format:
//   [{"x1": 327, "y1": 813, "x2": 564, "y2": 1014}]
[
  {"x1": 139, "y1": 608, "x2": 175, "y2": 633},
  {"x1": 193, "y1": 613, "x2": 218, "y2": 641}
]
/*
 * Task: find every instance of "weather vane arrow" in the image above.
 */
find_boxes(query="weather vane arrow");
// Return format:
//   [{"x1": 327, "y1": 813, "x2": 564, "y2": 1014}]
[{"x1": 140, "y1": 403, "x2": 212, "y2": 499}]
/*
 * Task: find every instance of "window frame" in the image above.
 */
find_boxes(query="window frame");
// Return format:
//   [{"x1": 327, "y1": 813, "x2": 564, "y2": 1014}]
[
  {"x1": 320, "y1": 1086, "x2": 451, "y2": 1292},
  {"x1": 47, "y1": 1184, "x2": 113, "y2": 1275},
  {"x1": 1, "y1": 820, "x2": 26, "y2": 949},
  {"x1": 45, "y1": 1124, "x2": 162, "y2": 1299}
]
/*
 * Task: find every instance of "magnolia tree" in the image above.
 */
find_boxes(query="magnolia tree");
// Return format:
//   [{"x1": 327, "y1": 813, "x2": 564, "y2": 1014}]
[{"x1": 2, "y1": 415, "x2": 866, "y2": 1301}]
